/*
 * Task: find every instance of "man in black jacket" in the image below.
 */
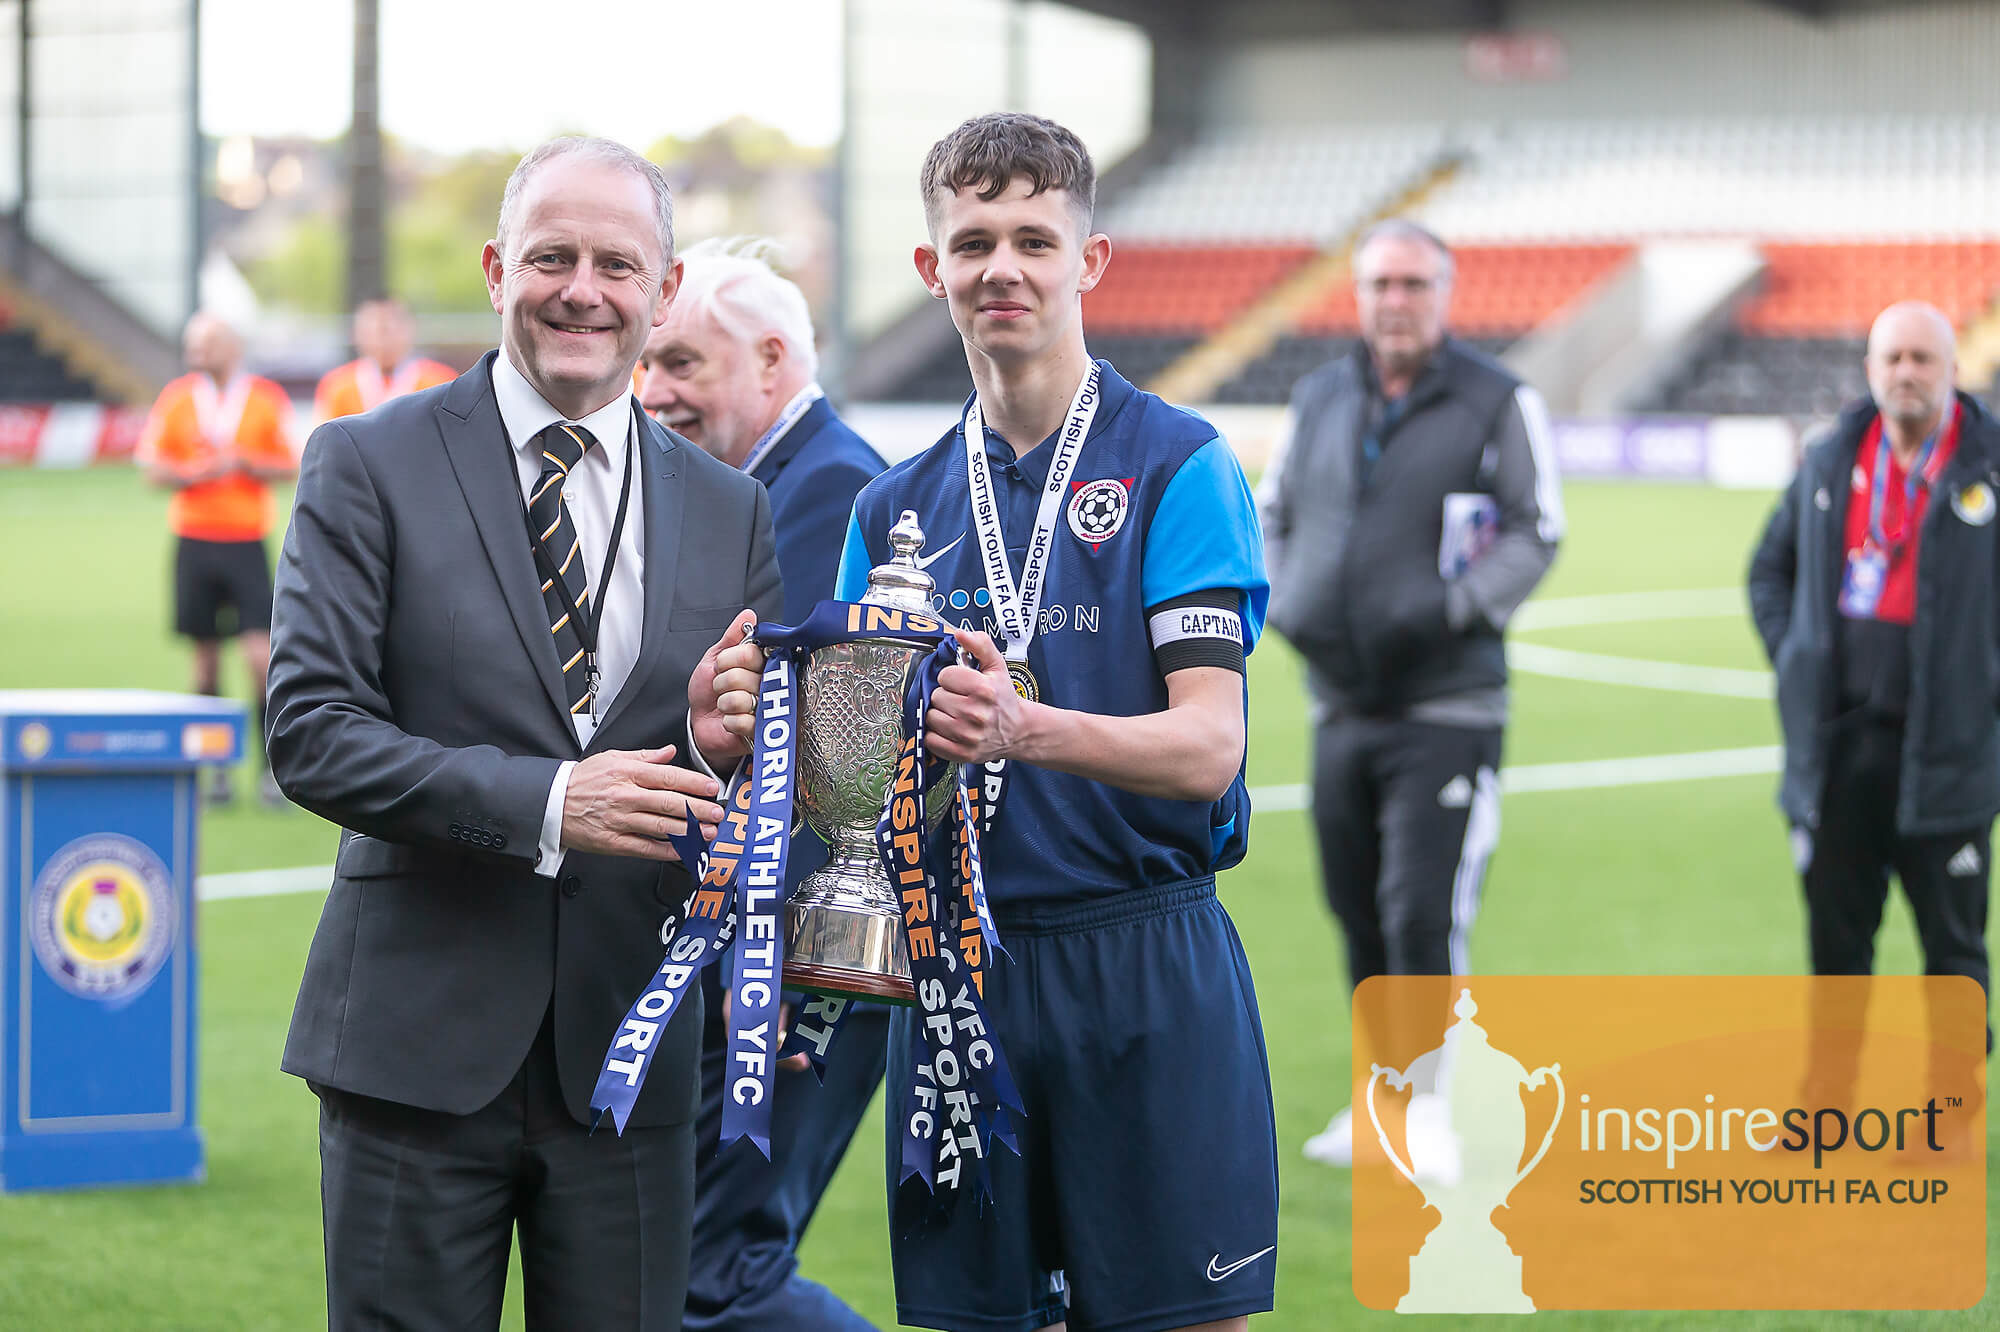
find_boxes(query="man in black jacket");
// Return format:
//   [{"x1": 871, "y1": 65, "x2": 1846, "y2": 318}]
[
  {"x1": 1259, "y1": 219, "x2": 1563, "y2": 1171},
  {"x1": 1748, "y1": 300, "x2": 2000, "y2": 1058}
]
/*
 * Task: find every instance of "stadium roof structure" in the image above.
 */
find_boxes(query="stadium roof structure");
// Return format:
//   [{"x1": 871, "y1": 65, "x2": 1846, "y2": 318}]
[{"x1": 1062, "y1": 0, "x2": 1948, "y2": 40}]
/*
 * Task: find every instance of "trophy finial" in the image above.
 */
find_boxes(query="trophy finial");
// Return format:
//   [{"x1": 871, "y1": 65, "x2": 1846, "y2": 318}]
[
  {"x1": 862, "y1": 509, "x2": 937, "y2": 613},
  {"x1": 887, "y1": 510, "x2": 925, "y2": 562},
  {"x1": 1456, "y1": 989, "x2": 1477, "y2": 1020}
]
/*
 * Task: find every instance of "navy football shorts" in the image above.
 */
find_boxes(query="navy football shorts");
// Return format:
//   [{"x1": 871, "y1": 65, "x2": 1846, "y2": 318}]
[{"x1": 886, "y1": 878, "x2": 1279, "y2": 1332}]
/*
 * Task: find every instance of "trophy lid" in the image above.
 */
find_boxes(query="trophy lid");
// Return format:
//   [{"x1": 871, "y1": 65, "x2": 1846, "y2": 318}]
[{"x1": 861, "y1": 510, "x2": 938, "y2": 614}]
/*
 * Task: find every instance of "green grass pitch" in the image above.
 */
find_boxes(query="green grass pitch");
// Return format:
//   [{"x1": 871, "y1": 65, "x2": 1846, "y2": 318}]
[{"x1": 0, "y1": 467, "x2": 1992, "y2": 1329}]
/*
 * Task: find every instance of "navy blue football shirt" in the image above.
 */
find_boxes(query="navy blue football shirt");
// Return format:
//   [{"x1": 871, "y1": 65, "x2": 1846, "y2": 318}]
[{"x1": 834, "y1": 359, "x2": 1267, "y2": 904}]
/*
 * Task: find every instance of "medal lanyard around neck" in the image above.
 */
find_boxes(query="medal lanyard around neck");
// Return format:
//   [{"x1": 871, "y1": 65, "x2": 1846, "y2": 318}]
[
  {"x1": 192, "y1": 374, "x2": 253, "y2": 453},
  {"x1": 961, "y1": 362, "x2": 1102, "y2": 664},
  {"x1": 1869, "y1": 405, "x2": 1949, "y2": 556},
  {"x1": 738, "y1": 384, "x2": 824, "y2": 477}
]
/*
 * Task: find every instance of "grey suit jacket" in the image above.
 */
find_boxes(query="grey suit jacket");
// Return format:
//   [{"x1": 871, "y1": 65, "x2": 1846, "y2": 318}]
[{"x1": 268, "y1": 351, "x2": 780, "y2": 1127}]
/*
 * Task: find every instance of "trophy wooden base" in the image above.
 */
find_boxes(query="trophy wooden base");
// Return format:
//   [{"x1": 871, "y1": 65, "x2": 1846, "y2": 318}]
[{"x1": 783, "y1": 961, "x2": 917, "y2": 1006}]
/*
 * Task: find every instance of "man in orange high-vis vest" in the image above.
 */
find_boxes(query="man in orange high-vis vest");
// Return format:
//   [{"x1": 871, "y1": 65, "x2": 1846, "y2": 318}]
[
  {"x1": 313, "y1": 298, "x2": 457, "y2": 422},
  {"x1": 137, "y1": 311, "x2": 300, "y2": 805}
]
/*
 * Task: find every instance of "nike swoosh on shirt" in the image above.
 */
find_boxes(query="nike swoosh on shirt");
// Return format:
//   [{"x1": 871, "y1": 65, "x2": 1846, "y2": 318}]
[
  {"x1": 1206, "y1": 1246, "x2": 1275, "y2": 1282},
  {"x1": 914, "y1": 533, "x2": 967, "y2": 569}
]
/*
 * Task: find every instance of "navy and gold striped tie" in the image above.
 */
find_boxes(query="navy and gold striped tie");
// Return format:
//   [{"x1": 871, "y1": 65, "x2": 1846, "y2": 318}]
[{"x1": 527, "y1": 421, "x2": 597, "y2": 716}]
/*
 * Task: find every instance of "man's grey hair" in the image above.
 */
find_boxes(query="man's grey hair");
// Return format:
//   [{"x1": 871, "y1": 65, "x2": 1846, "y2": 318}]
[
  {"x1": 675, "y1": 237, "x2": 819, "y2": 380},
  {"x1": 1353, "y1": 217, "x2": 1455, "y2": 289},
  {"x1": 495, "y1": 137, "x2": 675, "y2": 267}
]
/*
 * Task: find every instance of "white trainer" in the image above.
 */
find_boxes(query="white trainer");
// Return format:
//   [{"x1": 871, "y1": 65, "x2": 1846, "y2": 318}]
[
  {"x1": 1404, "y1": 1092, "x2": 1462, "y2": 1187},
  {"x1": 1302, "y1": 1105, "x2": 1354, "y2": 1166}
]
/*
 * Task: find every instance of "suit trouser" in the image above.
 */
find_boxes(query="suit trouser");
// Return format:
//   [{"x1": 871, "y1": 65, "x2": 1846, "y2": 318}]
[
  {"x1": 315, "y1": 1007, "x2": 695, "y2": 1332},
  {"x1": 1312, "y1": 715, "x2": 1503, "y2": 1072},
  {"x1": 1796, "y1": 720, "x2": 1993, "y2": 1054},
  {"x1": 685, "y1": 992, "x2": 888, "y2": 1332}
]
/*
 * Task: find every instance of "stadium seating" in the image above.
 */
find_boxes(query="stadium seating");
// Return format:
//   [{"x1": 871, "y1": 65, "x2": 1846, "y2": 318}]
[
  {"x1": 1082, "y1": 244, "x2": 1317, "y2": 335},
  {"x1": 1736, "y1": 241, "x2": 2000, "y2": 337},
  {"x1": 1294, "y1": 243, "x2": 1632, "y2": 338},
  {"x1": 1647, "y1": 242, "x2": 2000, "y2": 413},
  {"x1": 1648, "y1": 333, "x2": 1868, "y2": 418},
  {"x1": 1416, "y1": 115, "x2": 2000, "y2": 244},
  {"x1": 1099, "y1": 124, "x2": 1448, "y2": 245},
  {"x1": 876, "y1": 115, "x2": 2000, "y2": 407},
  {"x1": 0, "y1": 327, "x2": 100, "y2": 402}
]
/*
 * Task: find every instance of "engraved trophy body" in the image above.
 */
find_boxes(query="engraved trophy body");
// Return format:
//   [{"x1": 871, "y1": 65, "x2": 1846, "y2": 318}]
[{"x1": 783, "y1": 511, "x2": 959, "y2": 1004}]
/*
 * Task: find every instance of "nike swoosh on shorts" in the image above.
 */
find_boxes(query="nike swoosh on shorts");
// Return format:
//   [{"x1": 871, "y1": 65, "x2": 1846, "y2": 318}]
[{"x1": 1206, "y1": 1246, "x2": 1275, "y2": 1282}]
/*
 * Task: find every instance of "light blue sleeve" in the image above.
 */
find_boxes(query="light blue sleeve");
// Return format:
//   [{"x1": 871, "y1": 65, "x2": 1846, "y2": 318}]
[
  {"x1": 1140, "y1": 436, "x2": 1270, "y2": 651},
  {"x1": 833, "y1": 510, "x2": 872, "y2": 601}
]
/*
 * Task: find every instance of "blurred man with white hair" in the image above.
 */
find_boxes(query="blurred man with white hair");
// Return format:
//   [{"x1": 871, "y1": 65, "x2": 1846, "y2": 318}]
[
  {"x1": 1750, "y1": 300, "x2": 2000, "y2": 1062},
  {"x1": 639, "y1": 236, "x2": 887, "y2": 1332},
  {"x1": 641, "y1": 237, "x2": 885, "y2": 626}
]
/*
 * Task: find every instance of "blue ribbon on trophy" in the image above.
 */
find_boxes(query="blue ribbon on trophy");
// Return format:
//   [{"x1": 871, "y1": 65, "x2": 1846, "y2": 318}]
[
  {"x1": 881, "y1": 640, "x2": 1021, "y2": 1194},
  {"x1": 590, "y1": 537, "x2": 1023, "y2": 1206},
  {"x1": 588, "y1": 771, "x2": 749, "y2": 1135}
]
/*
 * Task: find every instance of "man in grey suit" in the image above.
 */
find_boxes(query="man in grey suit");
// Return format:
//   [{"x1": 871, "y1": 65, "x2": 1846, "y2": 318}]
[{"x1": 267, "y1": 136, "x2": 780, "y2": 1331}]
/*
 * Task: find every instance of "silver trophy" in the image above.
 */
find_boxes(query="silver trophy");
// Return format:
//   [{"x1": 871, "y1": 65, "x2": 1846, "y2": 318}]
[{"x1": 783, "y1": 510, "x2": 960, "y2": 1004}]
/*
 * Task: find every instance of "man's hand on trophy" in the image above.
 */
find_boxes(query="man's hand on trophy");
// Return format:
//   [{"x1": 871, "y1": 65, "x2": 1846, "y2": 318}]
[
  {"x1": 689, "y1": 611, "x2": 766, "y2": 763},
  {"x1": 928, "y1": 628, "x2": 1033, "y2": 764},
  {"x1": 560, "y1": 746, "x2": 725, "y2": 861}
]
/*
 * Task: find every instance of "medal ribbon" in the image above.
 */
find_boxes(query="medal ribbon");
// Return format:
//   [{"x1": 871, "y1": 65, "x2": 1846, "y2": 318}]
[
  {"x1": 1866, "y1": 403, "x2": 1951, "y2": 560},
  {"x1": 190, "y1": 373, "x2": 254, "y2": 457},
  {"x1": 962, "y1": 361, "x2": 1101, "y2": 665},
  {"x1": 961, "y1": 361, "x2": 1102, "y2": 830},
  {"x1": 739, "y1": 383, "x2": 825, "y2": 477},
  {"x1": 356, "y1": 359, "x2": 424, "y2": 412}
]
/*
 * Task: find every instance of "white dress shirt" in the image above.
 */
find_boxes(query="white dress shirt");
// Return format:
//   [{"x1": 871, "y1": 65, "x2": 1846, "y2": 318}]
[{"x1": 493, "y1": 350, "x2": 648, "y2": 876}]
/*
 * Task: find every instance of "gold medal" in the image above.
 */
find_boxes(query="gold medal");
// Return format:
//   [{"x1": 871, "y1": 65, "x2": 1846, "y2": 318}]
[{"x1": 1006, "y1": 659, "x2": 1040, "y2": 703}]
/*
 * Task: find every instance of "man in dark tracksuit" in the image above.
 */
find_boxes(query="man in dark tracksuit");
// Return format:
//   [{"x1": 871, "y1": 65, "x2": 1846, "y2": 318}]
[
  {"x1": 640, "y1": 239, "x2": 887, "y2": 1332},
  {"x1": 1748, "y1": 300, "x2": 1999, "y2": 1066},
  {"x1": 1259, "y1": 219, "x2": 1563, "y2": 1169}
]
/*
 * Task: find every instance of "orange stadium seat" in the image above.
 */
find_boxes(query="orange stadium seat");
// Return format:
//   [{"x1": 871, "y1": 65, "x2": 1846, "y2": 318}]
[
  {"x1": 1739, "y1": 242, "x2": 2000, "y2": 336},
  {"x1": 1083, "y1": 244, "x2": 1317, "y2": 335},
  {"x1": 1295, "y1": 244, "x2": 1634, "y2": 337}
]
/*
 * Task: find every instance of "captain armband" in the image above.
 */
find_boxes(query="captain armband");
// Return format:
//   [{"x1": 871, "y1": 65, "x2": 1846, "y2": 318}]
[{"x1": 1147, "y1": 588, "x2": 1247, "y2": 676}]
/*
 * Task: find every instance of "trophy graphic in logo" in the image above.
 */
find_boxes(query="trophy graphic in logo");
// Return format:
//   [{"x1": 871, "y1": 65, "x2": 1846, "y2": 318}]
[
  {"x1": 782, "y1": 511, "x2": 961, "y2": 1003},
  {"x1": 1366, "y1": 989, "x2": 1564, "y2": 1313}
]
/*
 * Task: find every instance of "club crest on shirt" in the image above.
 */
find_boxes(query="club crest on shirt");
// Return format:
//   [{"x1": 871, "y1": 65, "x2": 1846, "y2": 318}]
[
  {"x1": 1951, "y1": 480, "x2": 1996, "y2": 526},
  {"x1": 1068, "y1": 477, "x2": 1133, "y2": 550}
]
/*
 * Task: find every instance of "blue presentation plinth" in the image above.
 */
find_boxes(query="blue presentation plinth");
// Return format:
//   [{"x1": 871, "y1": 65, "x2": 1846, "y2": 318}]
[{"x1": 0, "y1": 689, "x2": 244, "y2": 1192}]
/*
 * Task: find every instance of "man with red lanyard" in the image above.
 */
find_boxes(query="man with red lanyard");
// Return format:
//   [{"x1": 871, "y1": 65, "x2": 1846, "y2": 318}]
[
  {"x1": 138, "y1": 311, "x2": 301, "y2": 805},
  {"x1": 313, "y1": 298, "x2": 457, "y2": 422},
  {"x1": 1751, "y1": 300, "x2": 2000, "y2": 1065}
]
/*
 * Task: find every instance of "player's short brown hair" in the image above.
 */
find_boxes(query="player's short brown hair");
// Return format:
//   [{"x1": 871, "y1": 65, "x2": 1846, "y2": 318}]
[{"x1": 919, "y1": 113, "x2": 1096, "y2": 239}]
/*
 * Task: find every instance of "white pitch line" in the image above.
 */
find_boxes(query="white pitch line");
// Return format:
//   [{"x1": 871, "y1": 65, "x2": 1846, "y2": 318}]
[
  {"x1": 199, "y1": 744, "x2": 1784, "y2": 900},
  {"x1": 1507, "y1": 641, "x2": 1772, "y2": 699},
  {"x1": 1513, "y1": 586, "x2": 1747, "y2": 631},
  {"x1": 199, "y1": 864, "x2": 331, "y2": 901},
  {"x1": 1248, "y1": 744, "x2": 1780, "y2": 812}
]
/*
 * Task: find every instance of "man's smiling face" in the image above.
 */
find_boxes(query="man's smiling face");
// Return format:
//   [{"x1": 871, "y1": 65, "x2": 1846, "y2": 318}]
[{"x1": 483, "y1": 156, "x2": 677, "y2": 420}]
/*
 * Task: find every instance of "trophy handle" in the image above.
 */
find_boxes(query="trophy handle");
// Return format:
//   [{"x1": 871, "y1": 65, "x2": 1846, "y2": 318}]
[
  {"x1": 1364, "y1": 1064, "x2": 1421, "y2": 1190},
  {"x1": 1513, "y1": 1062, "x2": 1565, "y2": 1192}
]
